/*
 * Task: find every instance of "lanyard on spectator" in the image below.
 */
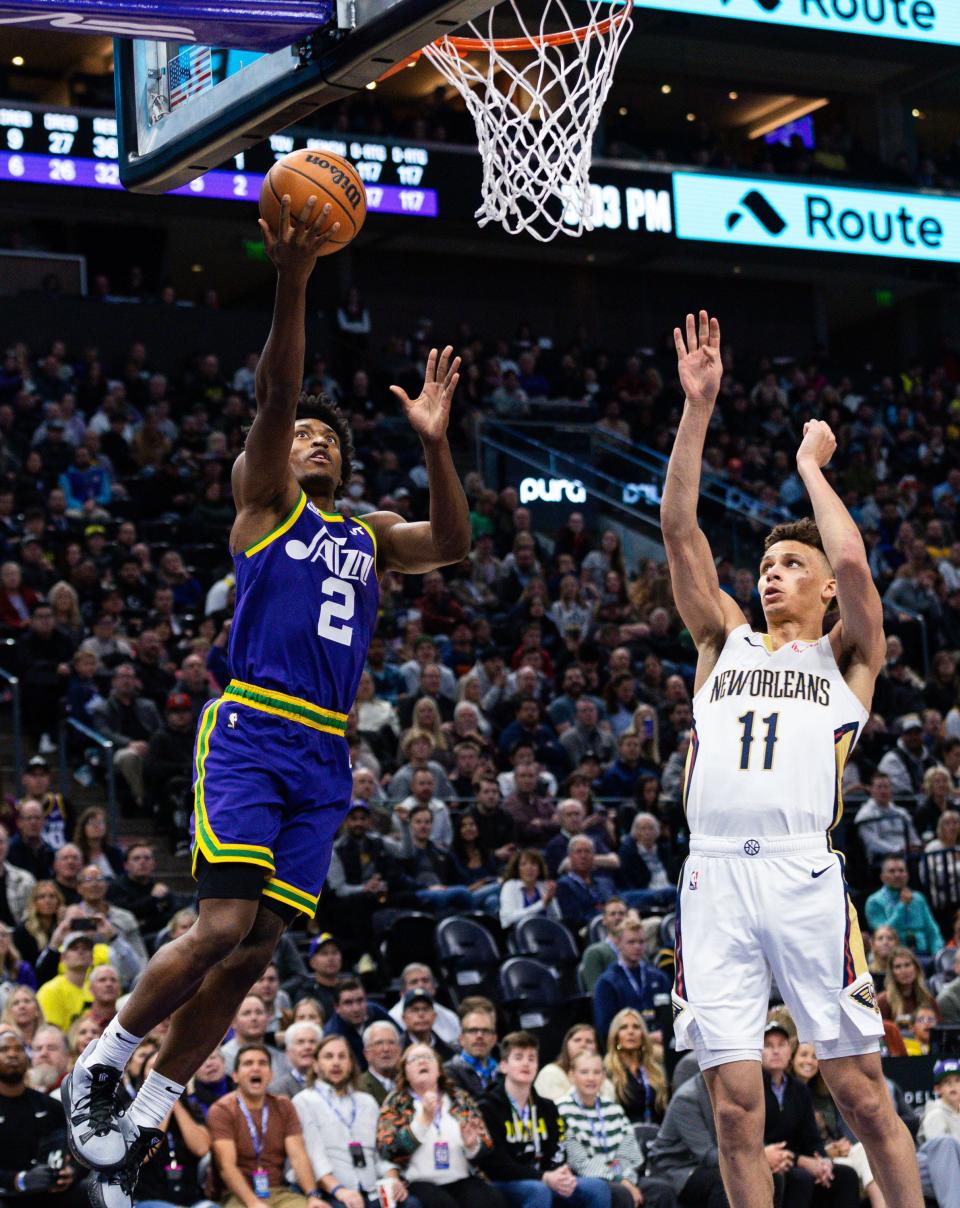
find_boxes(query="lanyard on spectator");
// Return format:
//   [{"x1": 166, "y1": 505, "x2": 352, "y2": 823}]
[
  {"x1": 412, "y1": 1093, "x2": 443, "y2": 1134},
  {"x1": 462, "y1": 1053, "x2": 497, "y2": 1087},
  {"x1": 236, "y1": 1095, "x2": 268, "y2": 1159},
  {"x1": 618, "y1": 960, "x2": 645, "y2": 999},
  {"x1": 572, "y1": 1093, "x2": 607, "y2": 1151},
  {"x1": 324, "y1": 1087, "x2": 358, "y2": 1132},
  {"x1": 630, "y1": 1067, "x2": 653, "y2": 1123},
  {"x1": 508, "y1": 1094, "x2": 540, "y2": 1155}
]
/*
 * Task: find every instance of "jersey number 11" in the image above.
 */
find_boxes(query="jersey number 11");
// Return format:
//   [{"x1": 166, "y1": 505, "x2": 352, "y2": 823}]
[{"x1": 737, "y1": 711, "x2": 779, "y2": 771}]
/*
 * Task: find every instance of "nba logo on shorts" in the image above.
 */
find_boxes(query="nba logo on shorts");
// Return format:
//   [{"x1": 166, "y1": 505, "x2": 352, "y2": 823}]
[
  {"x1": 228, "y1": 712, "x2": 238, "y2": 729},
  {"x1": 688, "y1": 870, "x2": 699, "y2": 891}
]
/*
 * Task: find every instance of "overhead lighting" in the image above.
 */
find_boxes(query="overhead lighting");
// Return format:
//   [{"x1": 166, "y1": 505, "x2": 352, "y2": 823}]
[
  {"x1": 618, "y1": 106, "x2": 628, "y2": 116},
  {"x1": 11, "y1": 56, "x2": 24, "y2": 66},
  {"x1": 746, "y1": 96, "x2": 828, "y2": 139},
  {"x1": 190, "y1": 263, "x2": 203, "y2": 273},
  {"x1": 686, "y1": 112, "x2": 696, "y2": 122},
  {"x1": 660, "y1": 83, "x2": 671, "y2": 95},
  {"x1": 365, "y1": 80, "x2": 377, "y2": 90},
  {"x1": 728, "y1": 90, "x2": 738, "y2": 100},
  {"x1": 911, "y1": 108, "x2": 924, "y2": 118}
]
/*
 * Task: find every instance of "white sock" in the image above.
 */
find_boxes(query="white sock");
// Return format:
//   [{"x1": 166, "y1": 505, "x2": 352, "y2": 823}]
[
  {"x1": 129, "y1": 1069, "x2": 186, "y2": 1131},
  {"x1": 83, "y1": 1017, "x2": 144, "y2": 1073}
]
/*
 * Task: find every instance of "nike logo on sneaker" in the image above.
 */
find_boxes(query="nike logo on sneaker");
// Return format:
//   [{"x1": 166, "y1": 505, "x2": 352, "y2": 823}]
[{"x1": 811, "y1": 866, "x2": 832, "y2": 878}]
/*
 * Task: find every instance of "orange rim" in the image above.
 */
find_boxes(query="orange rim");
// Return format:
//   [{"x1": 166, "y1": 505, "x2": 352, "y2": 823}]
[{"x1": 379, "y1": 0, "x2": 631, "y2": 78}]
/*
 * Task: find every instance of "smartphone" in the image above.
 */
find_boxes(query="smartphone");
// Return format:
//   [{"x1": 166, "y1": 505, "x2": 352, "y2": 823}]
[{"x1": 71, "y1": 917, "x2": 98, "y2": 932}]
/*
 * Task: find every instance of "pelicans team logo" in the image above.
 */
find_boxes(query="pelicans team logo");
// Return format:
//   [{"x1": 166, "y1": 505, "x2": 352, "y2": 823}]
[
  {"x1": 285, "y1": 525, "x2": 374, "y2": 585},
  {"x1": 849, "y1": 982, "x2": 880, "y2": 1013}
]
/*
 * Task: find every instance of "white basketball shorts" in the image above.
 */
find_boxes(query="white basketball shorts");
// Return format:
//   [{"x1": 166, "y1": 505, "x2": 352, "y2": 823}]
[{"x1": 672, "y1": 833, "x2": 884, "y2": 1062}]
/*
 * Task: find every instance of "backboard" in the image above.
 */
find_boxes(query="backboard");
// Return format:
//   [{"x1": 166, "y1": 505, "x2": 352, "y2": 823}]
[{"x1": 114, "y1": 0, "x2": 496, "y2": 193}]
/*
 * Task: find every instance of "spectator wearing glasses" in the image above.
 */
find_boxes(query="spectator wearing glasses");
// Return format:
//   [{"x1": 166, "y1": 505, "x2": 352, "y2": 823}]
[
  {"x1": 445, "y1": 1000, "x2": 500, "y2": 1099},
  {"x1": 377, "y1": 1043, "x2": 499, "y2": 1208},
  {"x1": 72, "y1": 863, "x2": 146, "y2": 987}
]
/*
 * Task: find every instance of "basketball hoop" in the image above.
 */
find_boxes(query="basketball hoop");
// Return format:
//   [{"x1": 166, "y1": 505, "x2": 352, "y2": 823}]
[{"x1": 387, "y1": 0, "x2": 633, "y2": 240}]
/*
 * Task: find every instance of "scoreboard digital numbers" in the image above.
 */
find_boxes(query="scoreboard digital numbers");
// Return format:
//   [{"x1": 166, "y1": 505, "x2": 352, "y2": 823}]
[{"x1": 0, "y1": 104, "x2": 439, "y2": 218}]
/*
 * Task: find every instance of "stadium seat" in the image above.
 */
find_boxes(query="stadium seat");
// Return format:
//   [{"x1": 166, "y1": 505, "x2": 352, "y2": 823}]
[
  {"x1": 379, "y1": 911, "x2": 437, "y2": 982},
  {"x1": 436, "y1": 916, "x2": 501, "y2": 1002},
  {"x1": 934, "y1": 946, "x2": 958, "y2": 981},
  {"x1": 586, "y1": 915, "x2": 608, "y2": 946},
  {"x1": 511, "y1": 916, "x2": 580, "y2": 993},
  {"x1": 498, "y1": 956, "x2": 564, "y2": 1027},
  {"x1": 632, "y1": 1122, "x2": 661, "y2": 1163}
]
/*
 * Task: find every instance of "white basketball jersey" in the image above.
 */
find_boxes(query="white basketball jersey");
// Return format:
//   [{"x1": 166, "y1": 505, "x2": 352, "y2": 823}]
[{"x1": 683, "y1": 623, "x2": 869, "y2": 839}]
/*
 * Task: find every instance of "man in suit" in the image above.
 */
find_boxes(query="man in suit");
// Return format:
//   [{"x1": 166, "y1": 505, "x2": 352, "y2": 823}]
[
  {"x1": 268, "y1": 1020, "x2": 323, "y2": 1097},
  {"x1": 556, "y1": 836, "x2": 616, "y2": 930}
]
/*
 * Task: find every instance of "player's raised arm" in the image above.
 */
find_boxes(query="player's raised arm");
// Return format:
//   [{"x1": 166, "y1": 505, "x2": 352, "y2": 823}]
[
  {"x1": 366, "y1": 345, "x2": 471, "y2": 573},
  {"x1": 796, "y1": 420, "x2": 886, "y2": 675},
  {"x1": 661, "y1": 311, "x2": 744, "y2": 663},
  {"x1": 232, "y1": 196, "x2": 341, "y2": 514}
]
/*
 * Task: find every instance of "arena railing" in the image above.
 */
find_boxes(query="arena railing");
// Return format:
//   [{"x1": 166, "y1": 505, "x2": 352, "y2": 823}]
[
  {"x1": 58, "y1": 718, "x2": 118, "y2": 836},
  {"x1": 0, "y1": 645, "x2": 23, "y2": 796}
]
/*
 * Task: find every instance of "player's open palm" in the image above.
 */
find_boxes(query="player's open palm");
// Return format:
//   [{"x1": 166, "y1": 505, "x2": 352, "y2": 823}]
[
  {"x1": 391, "y1": 345, "x2": 461, "y2": 444},
  {"x1": 674, "y1": 309, "x2": 721, "y2": 406},
  {"x1": 258, "y1": 195, "x2": 341, "y2": 278}
]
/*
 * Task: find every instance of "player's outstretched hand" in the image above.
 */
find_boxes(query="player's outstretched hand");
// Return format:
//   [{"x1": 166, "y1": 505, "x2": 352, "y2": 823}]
[
  {"x1": 674, "y1": 309, "x2": 721, "y2": 407},
  {"x1": 796, "y1": 419, "x2": 837, "y2": 470},
  {"x1": 258, "y1": 195, "x2": 341, "y2": 279},
  {"x1": 391, "y1": 345, "x2": 461, "y2": 445}
]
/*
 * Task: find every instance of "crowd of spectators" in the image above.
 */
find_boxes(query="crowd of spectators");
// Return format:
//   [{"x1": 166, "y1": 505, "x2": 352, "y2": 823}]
[{"x1": 0, "y1": 301, "x2": 959, "y2": 1202}]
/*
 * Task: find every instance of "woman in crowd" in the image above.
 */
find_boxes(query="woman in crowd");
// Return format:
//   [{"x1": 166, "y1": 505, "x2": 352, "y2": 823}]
[
  {"x1": 377, "y1": 1043, "x2": 501, "y2": 1208},
  {"x1": 558, "y1": 1051, "x2": 648, "y2": 1208},
  {"x1": 925, "y1": 809, "x2": 960, "y2": 853},
  {"x1": 449, "y1": 812, "x2": 502, "y2": 913},
  {"x1": 920, "y1": 811, "x2": 960, "y2": 920},
  {"x1": 791, "y1": 1042, "x2": 887, "y2": 1208},
  {"x1": 868, "y1": 925, "x2": 899, "y2": 993},
  {"x1": 0, "y1": 921, "x2": 36, "y2": 1007},
  {"x1": 292, "y1": 997, "x2": 326, "y2": 1027},
  {"x1": 534, "y1": 1024, "x2": 615, "y2": 1103},
  {"x1": 48, "y1": 580, "x2": 85, "y2": 645},
  {"x1": 877, "y1": 946, "x2": 939, "y2": 1030},
  {"x1": 629, "y1": 706, "x2": 661, "y2": 769},
  {"x1": 603, "y1": 1009, "x2": 668, "y2": 1125},
  {"x1": 915, "y1": 766, "x2": 960, "y2": 842},
  {"x1": 604, "y1": 675, "x2": 640, "y2": 739},
  {"x1": 166, "y1": 908, "x2": 198, "y2": 942},
  {"x1": 296, "y1": 1033, "x2": 409, "y2": 1205},
  {"x1": 13, "y1": 879, "x2": 65, "y2": 971},
  {"x1": 129, "y1": 1048, "x2": 213, "y2": 1206},
  {"x1": 499, "y1": 849, "x2": 560, "y2": 930},
  {"x1": 73, "y1": 805, "x2": 126, "y2": 877},
  {"x1": 582, "y1": 530, "x2": 626, "y2": 589},
  {"x1": 0, "y1": 984, "x2": 45, "y2": 1055},
  {"x1": 356, "y1": 669, "x2": 402, "y2": 737},
  {"x1": 549, "y1": 573, "x2": 595, "y2": 637},
  {"x1": 67, "y1": 1012, "x2": 104, "y2": 1068},
  {"x1": 410, "y1": 697, "x2": 450, "y2": 765},
  {"x1": 190, "y1": 1048, "x2": 234, "y2": 1116}
]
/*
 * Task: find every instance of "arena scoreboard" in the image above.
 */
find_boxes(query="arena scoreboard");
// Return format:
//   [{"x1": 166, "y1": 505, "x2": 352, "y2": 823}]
[{"x1": 0, "y1": 103, "x2": 439, "y2": 217}]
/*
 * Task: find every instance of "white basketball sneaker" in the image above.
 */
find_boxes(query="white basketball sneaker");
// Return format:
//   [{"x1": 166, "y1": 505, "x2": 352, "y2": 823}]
[{"x1": 62, "y1": 1042, "x2": 135, "y2": 1172}]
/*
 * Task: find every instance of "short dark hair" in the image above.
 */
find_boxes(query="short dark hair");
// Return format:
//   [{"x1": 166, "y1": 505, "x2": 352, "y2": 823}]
[
  {"x1": 764, "y1": 517, "x2": 830, "y2": 565},
  {"x1": 500, "y1": 1030, "x2": 539, "y2": 1057},
  {"x1": 334, "y1": 977, "x2": 364, "y2": 1005},
  {"x1": 295, "y1": 394, "x2": 355, "y2": 493},
  {"x1": 125, "y1": 843, "x2": 153, "y2": 860},
  {"x1": 409, "y1": 802, "x2": 433, "y2": 822},
  {"x1": 235, "y1": 1042, "x2": 272, "y2": 1067}
]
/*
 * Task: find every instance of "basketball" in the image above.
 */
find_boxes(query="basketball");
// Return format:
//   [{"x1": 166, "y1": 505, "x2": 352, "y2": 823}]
[{"x1": 259, "y1": 149, "x2": 367, "y2": 256}]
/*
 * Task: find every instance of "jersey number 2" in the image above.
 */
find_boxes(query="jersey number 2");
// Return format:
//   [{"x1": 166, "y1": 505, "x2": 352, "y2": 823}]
[
  {"x1": 737, "y1": 710, "x2": 779, "y2": 770},
  {"x1": 317, "y1": 577, "x2": 355, "y2": 646}
]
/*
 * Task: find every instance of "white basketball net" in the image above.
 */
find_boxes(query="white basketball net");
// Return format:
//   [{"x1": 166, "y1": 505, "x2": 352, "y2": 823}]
[{"x1": 422, "y1": 0, "x2": 633, "y2": 241}]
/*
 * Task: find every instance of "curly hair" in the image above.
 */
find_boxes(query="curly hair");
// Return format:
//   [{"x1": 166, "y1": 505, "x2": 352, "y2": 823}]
[{"x1": 295, "y1": 393, "x2": 356, "y2": 494}]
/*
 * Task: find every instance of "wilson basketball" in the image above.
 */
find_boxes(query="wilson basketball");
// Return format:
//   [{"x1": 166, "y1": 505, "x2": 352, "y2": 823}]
[{"x1": 259, "y1": 149, "x2": 367, "y2": 256}]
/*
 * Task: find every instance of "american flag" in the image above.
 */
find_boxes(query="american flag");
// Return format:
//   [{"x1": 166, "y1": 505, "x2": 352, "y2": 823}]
[{"x1": 167, "y1": 45, "x2": 213, "y2": 110}]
